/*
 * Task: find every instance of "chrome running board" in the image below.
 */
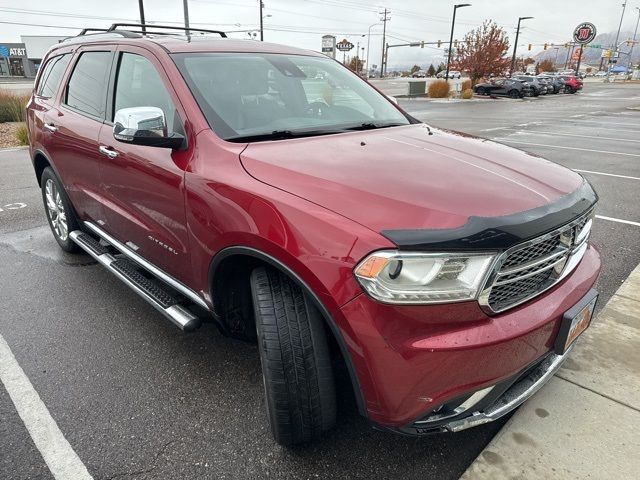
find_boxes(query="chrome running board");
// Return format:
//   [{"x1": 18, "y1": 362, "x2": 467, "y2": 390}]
[
  {"x1": 70, "y1": 230, "x2": 202, "y2": 332},
  {"x1": 83, "y1": 221, "x2": 208, "y2": 309}
]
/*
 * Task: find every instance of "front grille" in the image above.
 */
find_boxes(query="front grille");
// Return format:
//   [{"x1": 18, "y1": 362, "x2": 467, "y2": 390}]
[{"x1": 481, "y1": 209, "x2": 594, "y2": 313}]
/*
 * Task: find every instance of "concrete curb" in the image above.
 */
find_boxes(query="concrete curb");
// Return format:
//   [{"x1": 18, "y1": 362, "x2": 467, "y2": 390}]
[{"x1": 460, "y1": 262, "x2": 640, "y2": 480}]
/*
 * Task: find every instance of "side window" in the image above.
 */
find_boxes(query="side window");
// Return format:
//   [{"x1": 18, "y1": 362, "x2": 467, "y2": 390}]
[
  {"x1": 65, "y1": 51, "x2": 112, "y2": 118},
  {"x1": 114, "y1": 53, "x2": 177, "y2": 132},
  {"x1": 37, "y1": 54, "x2": 71, "y2": 98}
]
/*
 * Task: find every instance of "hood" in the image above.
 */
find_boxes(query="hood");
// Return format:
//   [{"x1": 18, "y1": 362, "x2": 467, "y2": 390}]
[{"x1": 239, "y1": 124, "x2": 584, "y2": 234}]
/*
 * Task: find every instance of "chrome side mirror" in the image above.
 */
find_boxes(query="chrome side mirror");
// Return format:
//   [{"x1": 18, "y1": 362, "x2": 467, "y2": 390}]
[
  {"x1": 386, "y1": 95, "x2": 398, "y2": 105},
  {"x1": 113, "y1": 107, "x2": 185, "y2": 149}
]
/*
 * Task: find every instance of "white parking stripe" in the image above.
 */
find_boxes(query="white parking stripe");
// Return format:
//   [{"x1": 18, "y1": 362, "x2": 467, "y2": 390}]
[
  {"x1": 596, "y1": 215, "x2": 640, "y2": 227},
  {"x1": 563, "y1": 119, "x2": 640, "y2": 127},
  {"x1": 507, "y1": 131, "x2": 640, "y2": 144},
  {"x1": 495, "y1": 140, "x2": 640, "y2": 157},
  {"x1": 0, "y1": 334, "x2": 93, "y2": 480},
  {"x1": 574, "y1": 169, "x2": 640, "y2": 181}
]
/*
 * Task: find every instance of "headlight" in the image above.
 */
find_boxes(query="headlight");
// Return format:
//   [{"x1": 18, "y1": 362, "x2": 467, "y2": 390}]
[{"x1": 354, "y1": 251, "x2": 496, "y2": 304}]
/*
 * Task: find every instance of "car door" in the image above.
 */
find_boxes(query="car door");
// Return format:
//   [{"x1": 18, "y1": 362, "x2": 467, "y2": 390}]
[
  {"x1": 492, "y1": 80, "x2": 507, "y2": 95},
  {"x1": 46, "y1": 47, "x2": 115, "y2": 222},
  {"x1": 97, "y1": 46, "x2": 193, "y2": 283}
]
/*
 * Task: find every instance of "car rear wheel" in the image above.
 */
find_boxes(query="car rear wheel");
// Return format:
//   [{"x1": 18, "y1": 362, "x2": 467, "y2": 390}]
[
  {"x1": 250, "y1": 266, "x2": 336, "y2": 446},
  {"x1": 41, "y1": 167, "x2": 80, "y2": 253}
]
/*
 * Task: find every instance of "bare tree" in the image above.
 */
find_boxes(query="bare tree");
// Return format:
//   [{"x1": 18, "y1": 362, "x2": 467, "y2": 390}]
[{"x1": 453, "y1": 20, "x2": 510, "y2": 83}]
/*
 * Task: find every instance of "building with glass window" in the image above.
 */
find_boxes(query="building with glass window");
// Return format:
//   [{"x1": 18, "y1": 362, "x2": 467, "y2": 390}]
[
  {"x1": 0, "y1": 43, "x2": 32, "y2": 77},
  {"x1": 0, "y1": 36, "x2": 67, "y2": 78}
]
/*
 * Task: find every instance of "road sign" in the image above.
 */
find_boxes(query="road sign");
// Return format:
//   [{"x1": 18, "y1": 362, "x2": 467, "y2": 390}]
[
  {"x1": 336, "y1": 39, "x2": 354, "y2": 52},
  {"x1": 321, "y1": 35, "x2": 336, "y2": 59},
  {"x1": 601, "y1": 49, "x2": 613, "y2": 58},
  {"x1": 573, "y1": 22, "x2": 597, "y2": 44},
  {"x1": 590, "y1": 44, "x2": 601, "y2": 49}
]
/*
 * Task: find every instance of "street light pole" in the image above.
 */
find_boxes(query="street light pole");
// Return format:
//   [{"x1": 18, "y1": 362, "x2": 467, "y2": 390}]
[
  {"x1": 509, "y1": 16, "x2": 533, "y2": 76},
  {"x1": 607, "y1": 0, "x2": 628, "y2": 82},
  {"x1": 366, "y1": 23, "x2": 379, "y2": 78},
  {"x1": 445, "y1": 4, "x2": 471, "y2": 82}
]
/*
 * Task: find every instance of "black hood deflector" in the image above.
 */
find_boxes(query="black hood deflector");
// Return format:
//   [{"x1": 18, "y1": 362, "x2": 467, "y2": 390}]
[{"x1": 381, "y1": 180, "x2": 597, "y2": 251}]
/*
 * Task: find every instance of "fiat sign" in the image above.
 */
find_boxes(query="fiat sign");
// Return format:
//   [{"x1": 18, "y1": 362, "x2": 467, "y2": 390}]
[{"x1": 573, "y1": 22, "x2": 597, "y2": 44}]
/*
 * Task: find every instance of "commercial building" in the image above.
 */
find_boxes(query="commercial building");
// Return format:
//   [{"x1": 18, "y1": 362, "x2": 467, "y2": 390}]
[{"x1": 0, "y1": 36, "x2": 66, "y2": 78}]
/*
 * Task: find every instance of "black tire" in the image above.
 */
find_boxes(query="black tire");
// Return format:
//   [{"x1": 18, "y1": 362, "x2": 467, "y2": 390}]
[
  {"x1": 251, "y1": 266, "x2": 336, "y2": 446},
  {"x1": 508, "y1": 89, "x2": 520, "y2": 99},
  {"x1": 476, "y1": 87, "x2": 486, "y2": 95},
  {"x1": 40, "y1": 167, "x2": 80, "y2": 252}
]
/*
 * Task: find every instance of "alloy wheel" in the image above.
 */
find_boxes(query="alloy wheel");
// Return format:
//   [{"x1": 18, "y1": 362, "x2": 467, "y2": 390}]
[{"x1": 45, "y1": 178, "x2": 68, "y2": 241}]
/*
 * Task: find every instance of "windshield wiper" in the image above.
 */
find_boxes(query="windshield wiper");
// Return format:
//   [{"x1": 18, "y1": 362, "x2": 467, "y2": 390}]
[
  {"x1": 344, "y1": 122, "x2": 406, "y2": 131},
  {"x1": 227, "y1": 129, "x2": 345, "y2": 142}
]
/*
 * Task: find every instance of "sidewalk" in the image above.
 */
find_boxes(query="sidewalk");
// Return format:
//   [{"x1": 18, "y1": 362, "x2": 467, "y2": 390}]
[{"x1": 461, "y1": 264, "x2": 640, "y2": 480}]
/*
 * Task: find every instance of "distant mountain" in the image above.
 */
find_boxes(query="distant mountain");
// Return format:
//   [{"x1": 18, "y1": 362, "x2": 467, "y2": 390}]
[{"x1": 535, "y1": 31, "x2": 639, "y2": 68}]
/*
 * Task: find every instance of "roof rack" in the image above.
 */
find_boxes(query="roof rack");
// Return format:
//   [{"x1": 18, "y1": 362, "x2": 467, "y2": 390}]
[{"x1": 107, "y1": 23, "x2": 227, "y2": 38}]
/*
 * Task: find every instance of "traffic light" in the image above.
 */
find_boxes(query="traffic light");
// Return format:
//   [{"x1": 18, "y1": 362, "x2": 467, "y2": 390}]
[
  {"x1": 544, "y1": 43, "x2": 548, "y2": 50},
  {"x1": 454, "y1": 40, "x2": 458, "y2": 48},
  {"x1": 421, "y1": 41, "x2": 424, "y2": 48},
  {"x1": 437, "y1": 40, "x2": 441, "y2": 48},
  {"x1": 528, "y1": 44, "x2": 532, "y2": 51},
  {"x1": 564, "y1": 43, "x2": 569, "y2": 48}
]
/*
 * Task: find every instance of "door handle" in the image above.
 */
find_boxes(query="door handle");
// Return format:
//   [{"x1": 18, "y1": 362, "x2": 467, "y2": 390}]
[
  {"x1": 44, "y1": 123, "x2": 58, "y2": 132},
  {"x1": 99, "y1": 145, "x2": 119, "y2": 159}
]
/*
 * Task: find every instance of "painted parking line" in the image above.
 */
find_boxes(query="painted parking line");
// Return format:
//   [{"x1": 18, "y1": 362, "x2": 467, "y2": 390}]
[
  {"x1": 0, "y1": 203, "x2": 28, "y2": 213},
  {"x1": 561, "y1": 119, "x2": 640, "y2": 127},
  {"x1": 574, "y1": 170, "x2": 640, "y2": 181},
  {"x1": 496, "y1": 130, "x2": 640, "y2": 144},
  {"x1": 595, "y1": 215, "x2": 640, "y2": 227},
  {"x1": 0, "y1": 334, "x2": 93, "y2": 480},
  {"x1": 493, "y1": 140, "x2": 640, "y2": 158}
]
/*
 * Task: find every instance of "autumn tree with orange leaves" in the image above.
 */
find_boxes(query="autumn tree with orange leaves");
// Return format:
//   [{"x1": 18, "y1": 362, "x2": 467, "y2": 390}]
[{"x1": 452, "y1": 20, "x2": 510, "y2": 83}]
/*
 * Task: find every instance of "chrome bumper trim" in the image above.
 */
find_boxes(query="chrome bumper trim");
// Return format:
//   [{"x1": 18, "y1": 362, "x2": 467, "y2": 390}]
[{"x1": 441, "y1": 345, "x2": 573, "y2": 432}]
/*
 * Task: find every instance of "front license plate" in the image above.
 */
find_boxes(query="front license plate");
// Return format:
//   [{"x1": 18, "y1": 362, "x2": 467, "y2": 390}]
[{"x1": 554, "y1": 289, "x2": 598, "y2": 354}]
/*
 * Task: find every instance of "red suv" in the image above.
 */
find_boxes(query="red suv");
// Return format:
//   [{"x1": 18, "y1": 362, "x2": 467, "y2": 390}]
[
  {"x1": 27, "y1": 24, "x2": 600, "y2": 445},
  {"x1": 560, "y1": 75, "x2": 584, "y2": 93}
]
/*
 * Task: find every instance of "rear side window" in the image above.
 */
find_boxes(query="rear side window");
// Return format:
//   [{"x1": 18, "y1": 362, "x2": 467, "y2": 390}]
[
  {"x1": 37, "y1": 54, "x2": 71, "y2": 98},
  {"x1": 65, "y1": 51, "x2": 112, "y2": 118}
]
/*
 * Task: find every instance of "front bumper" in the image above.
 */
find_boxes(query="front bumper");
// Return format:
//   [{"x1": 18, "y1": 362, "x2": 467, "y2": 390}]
[
  {"x1": 401, "y1": 342, "x2": 574, "y2": 435},
  {"x1": 340, "y1": 245, "x2": 601, "y2": 430}
]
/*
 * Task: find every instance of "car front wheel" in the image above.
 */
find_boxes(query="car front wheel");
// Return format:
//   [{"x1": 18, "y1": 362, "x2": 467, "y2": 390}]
[
  {"x1": 251, "y1": 266, "x2": 336, "y2": 446},
  {"x1": 40, "y1": 167, "x2": 80, "y2": 252}
]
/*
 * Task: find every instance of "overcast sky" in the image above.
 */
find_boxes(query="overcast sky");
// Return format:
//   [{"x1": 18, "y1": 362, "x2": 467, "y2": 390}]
[{"x1": 1, "y1": 1, "x2": 638, "y2": 67}]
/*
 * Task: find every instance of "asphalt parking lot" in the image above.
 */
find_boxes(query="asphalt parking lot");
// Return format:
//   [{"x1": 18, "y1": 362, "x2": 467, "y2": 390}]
[{"x1": 1, "y1": 80, "x2": 639, "y2": 480}]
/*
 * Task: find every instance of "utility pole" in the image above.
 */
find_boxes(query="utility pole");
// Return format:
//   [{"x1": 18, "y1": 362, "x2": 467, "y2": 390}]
[
  {"x1": 607, "y1": 0, "x2": 628, "y2": 82},
  {"x1": 379, "y1": 8, "x2": 390, "y2": 78},
  {"x1": 183, "y1": 0, "x2": 190, "y2": 35},
  {"x1": 628, "y1": 7, "x2": 640, "y2": 69},
  {"x1": 260, "y1": 1, "x2": 264, "y2": 41},
  {"x1": 446, "y1": 4, "x2": 471, "y2": 82},
  {"x1": 510, "y1": 16, "x2": 533, "y2": 76},
  {"x1": 138, "y1": 0, "x2": 146, "y2": 33}
]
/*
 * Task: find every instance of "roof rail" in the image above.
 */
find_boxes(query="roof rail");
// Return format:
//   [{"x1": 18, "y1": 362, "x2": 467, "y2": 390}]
[{"x1": 107, "y1": 23, "x2": 227, "y2": 38}]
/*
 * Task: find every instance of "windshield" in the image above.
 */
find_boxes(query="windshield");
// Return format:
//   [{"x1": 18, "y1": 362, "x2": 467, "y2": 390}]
[{"x1": 172, "y1": 52, "x2": 410, "y2": 141}]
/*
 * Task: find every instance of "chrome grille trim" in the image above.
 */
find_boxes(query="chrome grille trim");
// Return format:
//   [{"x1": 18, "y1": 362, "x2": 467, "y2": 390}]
[{"x1": 478, "y1": 208, "x2": 594, "y2": 314}]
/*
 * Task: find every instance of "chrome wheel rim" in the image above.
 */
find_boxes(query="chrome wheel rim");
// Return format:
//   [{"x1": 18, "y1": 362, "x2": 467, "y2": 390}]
[{"x1": 45, "y1": 179, "x2": 68, "y2": 241}]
